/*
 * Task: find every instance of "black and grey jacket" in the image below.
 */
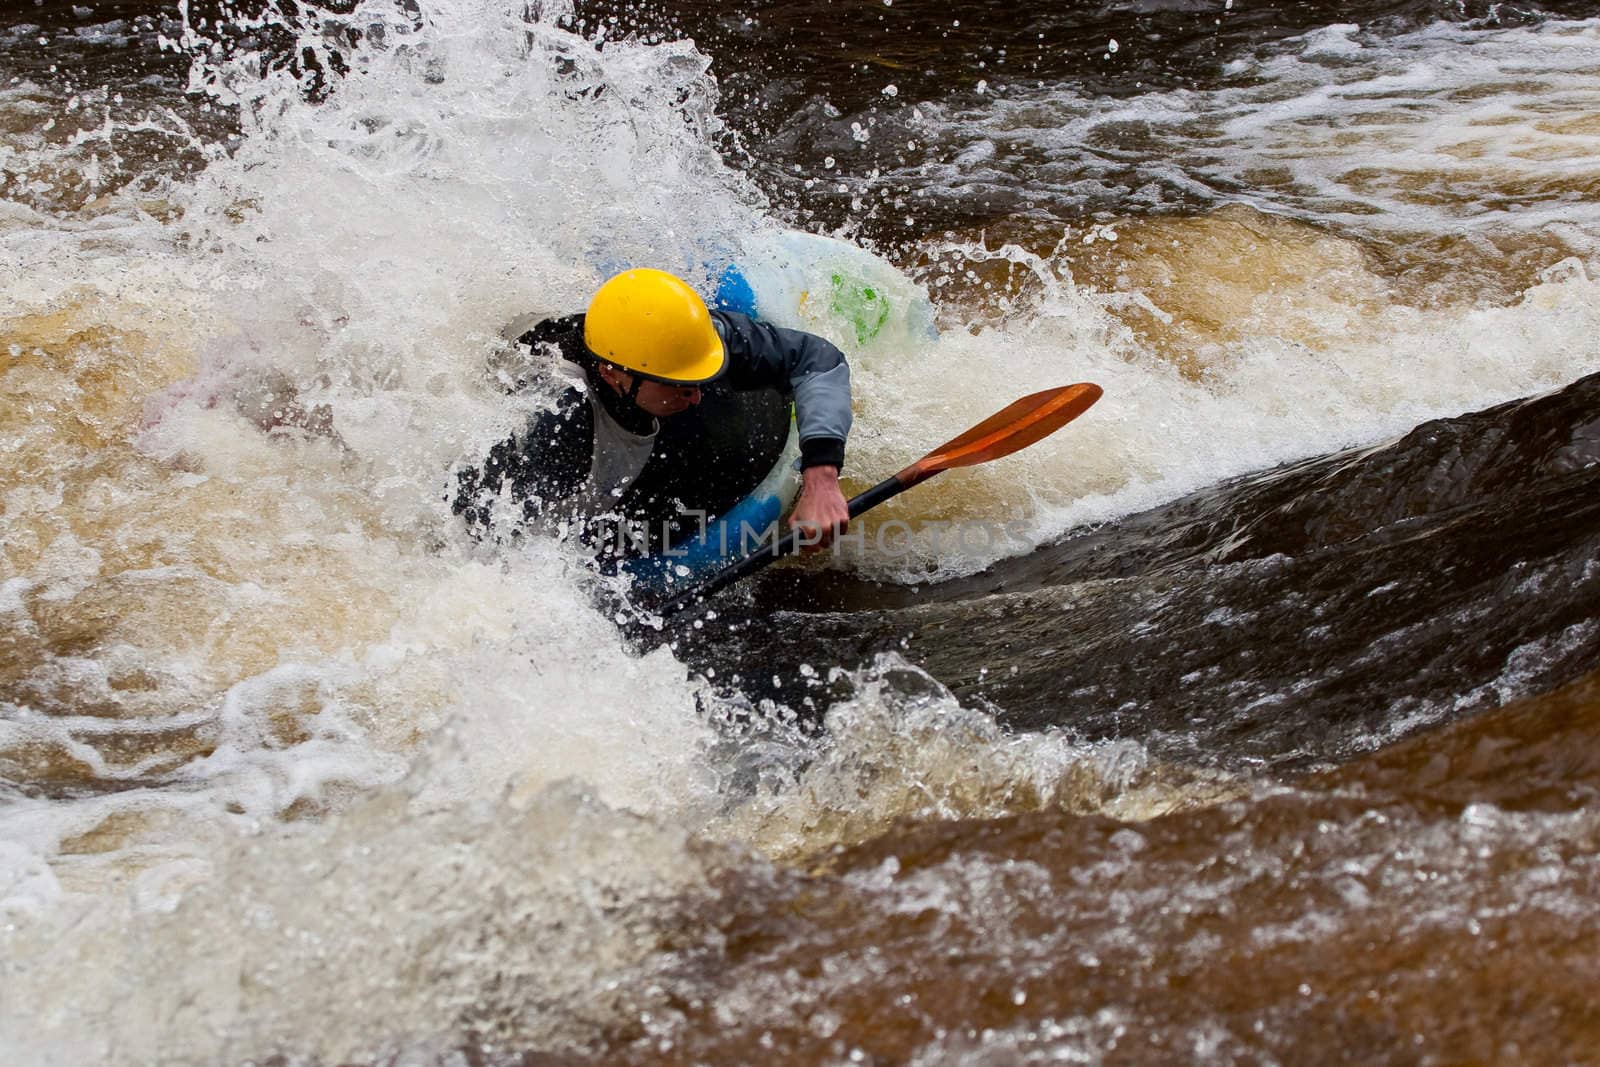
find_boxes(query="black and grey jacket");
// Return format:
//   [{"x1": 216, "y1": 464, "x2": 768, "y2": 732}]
[{"x1": 453, "y1": 310, "x2": 852, "y2": 558}]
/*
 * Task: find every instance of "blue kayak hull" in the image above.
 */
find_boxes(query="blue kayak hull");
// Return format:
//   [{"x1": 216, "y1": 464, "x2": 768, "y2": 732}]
[{"x1": 622, "y1": 415, "x2": 801, "y2": 595}]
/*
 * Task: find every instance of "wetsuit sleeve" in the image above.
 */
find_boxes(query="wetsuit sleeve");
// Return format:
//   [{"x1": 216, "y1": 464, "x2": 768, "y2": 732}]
[
  {"x1": 713, "y1": 310, "x2": 852, "y2": 469},
  {"x1": 452, "y1": 387, "x2": 592, "y2": 534}
]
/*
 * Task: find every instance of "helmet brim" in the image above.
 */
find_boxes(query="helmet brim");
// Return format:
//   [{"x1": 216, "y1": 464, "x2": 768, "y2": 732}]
[{"x1": 585, "y1": 336, "x2": 727, "y2": 386}]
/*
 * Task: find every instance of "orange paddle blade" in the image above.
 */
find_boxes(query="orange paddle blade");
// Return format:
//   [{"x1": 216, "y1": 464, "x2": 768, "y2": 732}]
[{"x1": 899, "y1": 382, "x2": 1103, "y2": 485}]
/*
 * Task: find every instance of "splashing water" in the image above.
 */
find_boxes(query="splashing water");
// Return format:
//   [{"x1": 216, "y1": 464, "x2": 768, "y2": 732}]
[
  {"x1": 2, "y1": 0, "x2": 777, "y2": 913},
  {"x1": 4, "y1": 2, "x2": 1600, "y2": 1062}
]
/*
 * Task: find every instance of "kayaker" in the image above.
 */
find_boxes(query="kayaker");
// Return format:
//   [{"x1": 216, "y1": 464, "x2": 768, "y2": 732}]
[{"x1": 453, "y1": 268, "x2": 852, "y2": 562}]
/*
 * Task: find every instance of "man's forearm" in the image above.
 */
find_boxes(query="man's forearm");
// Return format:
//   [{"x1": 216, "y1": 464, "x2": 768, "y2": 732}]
[{"x1": 791, "y1": 362, "x2": 853, "y2": 464}]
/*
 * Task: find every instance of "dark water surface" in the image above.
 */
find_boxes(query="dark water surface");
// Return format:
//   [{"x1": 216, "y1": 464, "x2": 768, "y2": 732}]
[
  {"x1": 581, "y1": 0, "x2": 1600, "y2": 237},
  {"x1": 596, "y1": 667, "x2": 1600, "y2": 1066},
  {"x1": 694, "y1": 370, "x2": 1600, "y2": 776}
]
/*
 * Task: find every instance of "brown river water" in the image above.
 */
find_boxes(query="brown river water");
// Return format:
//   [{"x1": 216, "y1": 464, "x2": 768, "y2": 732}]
[{"x1": 3, "y1": 1, "x2": 1599, "y2": 1063}]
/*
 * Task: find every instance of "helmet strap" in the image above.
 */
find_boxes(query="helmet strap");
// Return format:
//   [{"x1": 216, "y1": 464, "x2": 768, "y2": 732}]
[{"x1": 624, "y1": 373, "x2": 645, "y2": 405}]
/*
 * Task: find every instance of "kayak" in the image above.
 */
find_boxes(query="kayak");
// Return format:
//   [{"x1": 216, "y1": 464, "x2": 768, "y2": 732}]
[
  {"x1": 612, "y1": 230, "x2": 937, "y2": 595},
  {"x1": 584, "y1": 229, "x2": 940, "y2": 350},
  {"x1": 712, "y1": 229, "x2": 940, "y2": 347},
  {"x1": 620, "y1": 403, "x2": 800, "y2": 595}
]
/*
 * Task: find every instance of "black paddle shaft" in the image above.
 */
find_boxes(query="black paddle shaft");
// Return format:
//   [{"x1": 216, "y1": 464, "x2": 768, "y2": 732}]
[{"x1": 652, "y1": 472, "x2": 908, "y2": 618}]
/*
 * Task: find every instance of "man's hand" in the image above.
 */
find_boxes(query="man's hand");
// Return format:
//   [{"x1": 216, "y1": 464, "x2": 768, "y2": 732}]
[{"x1": 789, "y1": 465, "x2": 849, "y2": 552}]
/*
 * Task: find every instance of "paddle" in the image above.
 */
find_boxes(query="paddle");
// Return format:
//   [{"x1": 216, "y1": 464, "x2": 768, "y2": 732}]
[{"x1": 651, "y1": 382, "x2": 1103, "y2": 618}]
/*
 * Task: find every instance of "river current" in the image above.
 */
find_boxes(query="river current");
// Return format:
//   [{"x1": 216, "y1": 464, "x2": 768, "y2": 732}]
[{"x1": 3, "y1": 1, "x2": 1599, "y2": 1063}]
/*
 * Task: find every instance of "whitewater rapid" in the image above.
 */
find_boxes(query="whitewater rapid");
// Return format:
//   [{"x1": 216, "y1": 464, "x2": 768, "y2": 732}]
[{"x1": 3, "y1": 2, "x2": 1600, "y2": 1062}]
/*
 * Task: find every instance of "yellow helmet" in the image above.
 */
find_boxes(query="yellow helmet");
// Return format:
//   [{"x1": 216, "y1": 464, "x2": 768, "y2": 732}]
[{"x1": 583, "y1": 268, "x2": 727, "y2": 384}]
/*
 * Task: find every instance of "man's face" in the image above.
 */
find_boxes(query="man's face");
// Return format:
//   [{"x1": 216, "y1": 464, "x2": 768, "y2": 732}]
[
  {"x1": 599, "y1": 365, "x2": 703, "y2": 417},
  {"x1": 632, "y1": 378, "x2": 703, "y2": 417}
]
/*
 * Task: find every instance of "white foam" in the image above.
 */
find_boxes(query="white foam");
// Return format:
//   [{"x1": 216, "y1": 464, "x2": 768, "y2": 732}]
[
  {"x1": 2, "y1": 0, "x2": 768, "y2": 924},
  {"x1": 833, "y1": 244, "x2": 1600, "y2": 580},
  {"x1": 904, "y1": 17, "x2": 1600, "y2": 239},
  {"x1": 0, "y1": 781, "x2": 728, "y2": 1065}
]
